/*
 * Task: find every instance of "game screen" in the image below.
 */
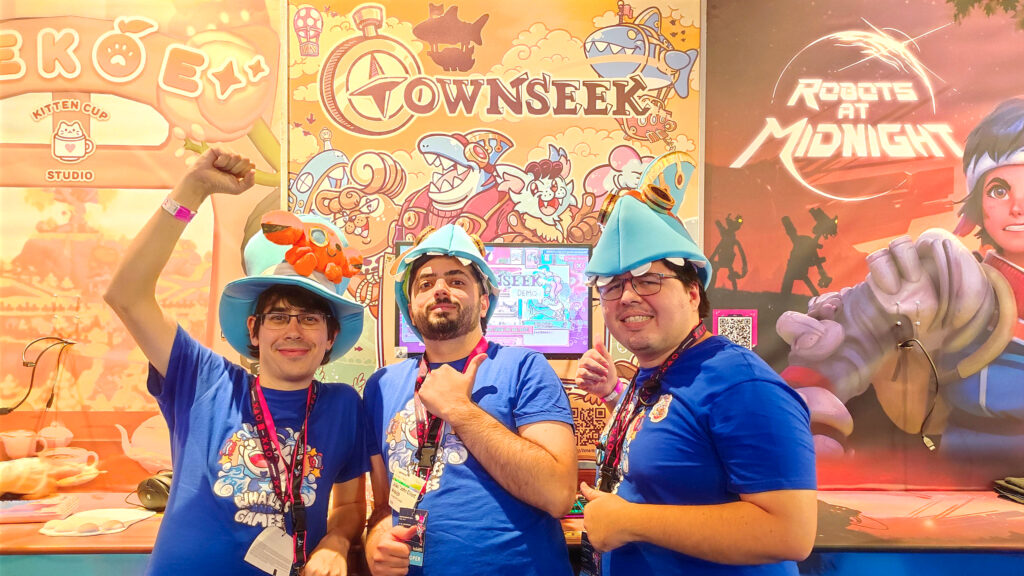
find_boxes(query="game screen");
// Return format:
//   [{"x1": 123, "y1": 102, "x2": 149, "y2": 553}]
[{"x1": 396, "y1": 243, "x2": 592, "y2": 358}]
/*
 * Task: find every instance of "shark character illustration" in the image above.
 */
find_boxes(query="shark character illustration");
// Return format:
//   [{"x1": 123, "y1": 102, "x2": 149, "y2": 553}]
[
  {"x1": 394, "y1": 130, "x2": 515, "y2": 242},
  {"x1": 413, "y1": 4, "x2": 489, "y2": 72},
  {"x1": 583, "y1": 5, "x2": 699, "y2": 100}
]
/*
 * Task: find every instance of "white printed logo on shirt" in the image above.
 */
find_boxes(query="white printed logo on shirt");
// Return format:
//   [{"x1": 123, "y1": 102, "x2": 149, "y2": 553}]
[
  {"x1": 384, "y1": 399, "x2": 468, "y2": 495},
  {"x1": 213, "y1": 423, "x2": 323, "y2": 529}
]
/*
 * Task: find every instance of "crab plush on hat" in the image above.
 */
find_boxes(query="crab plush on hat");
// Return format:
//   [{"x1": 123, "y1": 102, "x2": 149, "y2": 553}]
[
  {"x1": 392, "y1": 224, "x2": 499, "y2": 340},
  {"x1": 219, "y1": 210, "x2": 365, "y2": 361}
]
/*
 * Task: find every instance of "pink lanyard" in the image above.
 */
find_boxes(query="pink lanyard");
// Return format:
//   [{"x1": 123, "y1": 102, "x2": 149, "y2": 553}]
[
  {"x1": 249, "y1": 376, "x2": 318, "y2": 570},
  {"x1": 412, "y1": 337, "x2": 488, "y2": 491}
]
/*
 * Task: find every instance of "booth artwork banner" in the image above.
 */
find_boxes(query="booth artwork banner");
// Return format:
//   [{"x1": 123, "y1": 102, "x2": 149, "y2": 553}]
[
  {"x1": 0, "y1": 1, "x2": 282, "y2": 412},
  {"x1": 285, "y1": 0, "x2": 704, "y2": 386},
  {"x1": 704, "y1": 0, "x2": 1024, "y2": 490}
]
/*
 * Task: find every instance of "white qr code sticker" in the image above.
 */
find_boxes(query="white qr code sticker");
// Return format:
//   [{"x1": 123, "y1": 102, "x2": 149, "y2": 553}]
[{"x1": 712, "y1": 309, "x2": 757, "y2": 349}]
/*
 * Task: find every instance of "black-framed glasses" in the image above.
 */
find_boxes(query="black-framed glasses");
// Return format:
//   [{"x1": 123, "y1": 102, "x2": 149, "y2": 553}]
[
  {"x1": 259, "y1": 312, "x2": 331, "y2": 330},
  {"x1": 596, "y1": 272, "x2": 681, "y2": 301}
]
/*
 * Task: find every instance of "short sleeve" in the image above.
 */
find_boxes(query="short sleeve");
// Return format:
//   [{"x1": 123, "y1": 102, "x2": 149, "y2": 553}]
[
  {"x1": 709, "y1": 379, "x2": 817, "y2": 494},
  {"x1": 512, "y1": 351, "x2": 575, "y2": 429},
  {"x1": 335, "y1": 386, "x2": 373, "y2": 483},
  {"x1": 361, "y1": 371, "x2": 384, "y2": 457}
]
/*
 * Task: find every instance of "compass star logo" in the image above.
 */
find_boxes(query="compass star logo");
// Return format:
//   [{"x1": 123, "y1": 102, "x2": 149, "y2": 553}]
[{"x1": 320, "y1": 5, "x2": 421, "y2": 136}]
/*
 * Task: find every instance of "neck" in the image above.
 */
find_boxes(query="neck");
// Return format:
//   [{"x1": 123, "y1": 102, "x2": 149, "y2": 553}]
[
  {"x1": 257, "y1": 374, "x2": 313, "y2": 392},
  {"x1": 423, "y1": 327, "x2": 485, "y2": 363}
]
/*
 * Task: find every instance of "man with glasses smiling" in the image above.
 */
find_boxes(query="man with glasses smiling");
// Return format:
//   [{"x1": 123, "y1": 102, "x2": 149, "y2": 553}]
[
  {"x1": 574, "y1": 185, "x2": 817, "y2": 575},
  {"x1": 105, "y1": 148, "x2": 370, "y2": 576}
]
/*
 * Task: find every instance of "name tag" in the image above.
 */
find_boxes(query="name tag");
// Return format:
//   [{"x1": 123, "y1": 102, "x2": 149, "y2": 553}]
[
  {"x1": 389, "y1": 467, "x2": 425, "y2": 512},
  {"x1": 244, "y1": 525, "x2": 293, "y2": 576}
]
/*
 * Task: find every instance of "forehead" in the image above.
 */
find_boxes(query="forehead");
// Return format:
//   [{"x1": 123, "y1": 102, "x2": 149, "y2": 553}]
[
  {"x1": 984, "y1": 164, "x2": 1024, "y2": 187},
  {"x1": 260, "y1": 297, "x2": 311, "y2": 313},
  {"x1": 610, "y1": 259, "x2": 669, "y2": 280},
  {"x1": 412, "y1": 255, "x2": 474, "y2": 279}
]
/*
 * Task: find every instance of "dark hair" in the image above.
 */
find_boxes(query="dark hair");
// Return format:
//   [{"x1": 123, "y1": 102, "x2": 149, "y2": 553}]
[
  {"x1": 247, "y1": 285, "x2": 341, "y2": 364},
  {"x1": 958, "y1": 98, "x2": 1024, "y2": 248},
  {"x1": 662, "y1": 259, "x2": 711, "y2": 320},
  {"x1": 407, "y1": 255, "x2": 489, "y2": 334}
]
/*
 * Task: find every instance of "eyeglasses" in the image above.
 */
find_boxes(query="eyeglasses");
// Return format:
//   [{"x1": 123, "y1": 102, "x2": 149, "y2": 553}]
[
  {"x1": 259, "y1": 312, "x2": 330, "y2": 330},
  {"x1": 596, "y1": 272, "x2": 681, "y2": 301},
  {"x1": 597, "y1": 184, "x2": 677, "y2": 227}
]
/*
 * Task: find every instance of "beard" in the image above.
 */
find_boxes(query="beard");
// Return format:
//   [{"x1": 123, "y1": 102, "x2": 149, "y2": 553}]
[{"x1": 411, "y1": 297, "x2": 479, "y2": 341}]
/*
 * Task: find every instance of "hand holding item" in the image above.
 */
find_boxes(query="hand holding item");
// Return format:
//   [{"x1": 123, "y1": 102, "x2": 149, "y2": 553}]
[
  {"x1": 367, "y1": 524, "x2": 417, "y2": 576},
  {"x1": 416, "y1": 354, "x2": 486, "y2": 422},
  {"x1": 579, "y1": 482, "x2": 631, "y2": 553},
  {"x1": 575, "y1": 343, "x2": 618, "y2": 398}
]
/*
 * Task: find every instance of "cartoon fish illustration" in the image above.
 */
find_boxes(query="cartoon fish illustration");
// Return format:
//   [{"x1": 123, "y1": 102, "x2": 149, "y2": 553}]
[{"x1": 584, "y1": 6, "x2": 698, "y2": 99}]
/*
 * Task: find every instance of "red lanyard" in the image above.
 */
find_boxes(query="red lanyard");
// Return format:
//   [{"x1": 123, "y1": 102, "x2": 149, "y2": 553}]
[
  {"x1": 249, "y1": 376, "x2": 318, "y2": 571},
  {"x1": 412, "y1": 337, "x2": 489, "y2": 485},
  {"x1": 596, "y1": 324, "x2": 706, "y2": 493}
]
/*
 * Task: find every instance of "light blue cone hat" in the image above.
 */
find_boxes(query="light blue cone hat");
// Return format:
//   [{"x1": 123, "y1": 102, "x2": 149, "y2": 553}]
[
  {"x1": 220, "y1": 213, "x2": 365, "y2": 361},
  {"x1": 392, "y1": 224, "x2": 499, "y2": 340},
  {"x1": 586, "y1": 153, "x2": 712, "y2": 288}
]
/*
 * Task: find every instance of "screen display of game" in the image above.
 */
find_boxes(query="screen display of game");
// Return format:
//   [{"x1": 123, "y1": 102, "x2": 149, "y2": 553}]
[{"x1": 395, "y1": 242, "x2": 592, "y2": 358}]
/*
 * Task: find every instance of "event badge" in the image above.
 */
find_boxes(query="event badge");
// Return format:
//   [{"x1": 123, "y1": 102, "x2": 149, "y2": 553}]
[
  {"x1": 390, "y1": 468, "x2": 425, "y2": 512},
  {"x1": 244, "y1": 525, "x2": 293, "y2": 576},
  {"x1": 398, "y1": 507, "x2": 428, "y2": 567}
]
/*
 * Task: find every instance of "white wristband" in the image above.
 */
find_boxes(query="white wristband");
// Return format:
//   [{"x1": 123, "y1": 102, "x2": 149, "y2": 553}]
[{"x1": 602, "y1": 379, "x2": 625, "y2": 403}]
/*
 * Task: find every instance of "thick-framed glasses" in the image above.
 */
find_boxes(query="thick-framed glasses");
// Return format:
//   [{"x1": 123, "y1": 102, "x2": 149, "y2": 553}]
[
  {"x1": 597, "y1": 184, "x2": 677, "y2": 227},
  {"x1": 597, "y1": 272, "x2": 681, "y2": 301},
  {"x1": 259, "y1": 312, "x2": 331, "y2": 330}
]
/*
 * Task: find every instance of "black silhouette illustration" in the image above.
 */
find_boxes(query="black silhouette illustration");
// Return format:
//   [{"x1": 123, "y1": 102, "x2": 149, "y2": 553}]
[
  {"x1": 413, "y1": 4, "x2": 489, "y2": 72},
  {"x1": 708, "y1": 213, "x2": 747, "y2": 290},
  {"x1": 780, "y1": 207, "x2": 838, "y2": 296}
]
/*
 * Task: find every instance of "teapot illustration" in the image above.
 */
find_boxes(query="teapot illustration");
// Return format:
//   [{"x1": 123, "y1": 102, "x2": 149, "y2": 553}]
[
  {"x1": 114, "y1": 415, "x2": 171, "y2": 474},
  {"x1": 38, "y1": 421, "x2": 74, "y2": 448}
]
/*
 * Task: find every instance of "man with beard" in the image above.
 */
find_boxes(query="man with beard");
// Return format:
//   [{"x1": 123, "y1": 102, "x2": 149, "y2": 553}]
[{"x1": 362, "y1": 224, "x2": 577, "y2": 576}]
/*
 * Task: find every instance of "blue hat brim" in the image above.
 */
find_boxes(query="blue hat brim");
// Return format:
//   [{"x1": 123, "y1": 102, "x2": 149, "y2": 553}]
[{"x1": 220, "y1": 274, "x2": 364, "y2": 361}]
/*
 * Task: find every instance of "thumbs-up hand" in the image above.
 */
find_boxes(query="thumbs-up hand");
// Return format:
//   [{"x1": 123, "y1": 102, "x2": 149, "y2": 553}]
[
  {"x1": 575, "y1": 342, "x2": 618, "y2": 398},
  {"x1": 417, "y1": 353, "x2": 487, "y2": 423}
]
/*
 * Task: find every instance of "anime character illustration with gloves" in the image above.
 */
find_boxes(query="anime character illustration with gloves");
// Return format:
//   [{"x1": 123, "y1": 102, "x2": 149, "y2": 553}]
[{"x1": 776, "y1": 99, "x2": 1024, "y2": 475}]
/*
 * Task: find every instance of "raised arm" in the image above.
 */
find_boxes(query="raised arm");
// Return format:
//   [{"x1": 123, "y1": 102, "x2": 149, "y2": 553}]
[
  {"x1": 103, "y1": 148, "x2": 255, "y2": 375},
  {"x1": 418, "y1": 355, "x2": 578, "y2": 518}
]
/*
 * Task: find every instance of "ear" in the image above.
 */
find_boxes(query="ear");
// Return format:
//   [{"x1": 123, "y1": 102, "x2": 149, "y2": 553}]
[
  {"x1": 247, "y1": 315, "x2": 259, "y2": 347},
  {"x1": 479, "y1": 291, "x2": 490, "y2": 319}
]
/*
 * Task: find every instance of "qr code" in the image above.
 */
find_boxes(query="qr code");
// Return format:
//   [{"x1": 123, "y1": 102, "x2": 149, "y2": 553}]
[
  {"x1": 717, "y1": 316, "x2": 753, "y2": 349},
  {"x1": 571, "y1": 406, "x2": 608, "y2": 447}
]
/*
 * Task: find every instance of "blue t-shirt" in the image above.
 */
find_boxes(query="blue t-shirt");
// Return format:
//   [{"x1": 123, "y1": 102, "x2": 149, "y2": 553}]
[
  {"x1": 363, "y1": 341, "x2": 575, "y2": 576},
  {"x1": 601, "y1": 336, "x2": 816, "y2": 576},
  {"x1": 144, "y1": 326, "x2": 370, "y2": 576}
]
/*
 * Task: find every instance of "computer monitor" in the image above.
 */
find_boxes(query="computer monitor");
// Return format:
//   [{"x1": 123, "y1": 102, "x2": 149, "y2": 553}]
[{"x1": 394, "y1": 242, "x2": 593, "y2": 359}]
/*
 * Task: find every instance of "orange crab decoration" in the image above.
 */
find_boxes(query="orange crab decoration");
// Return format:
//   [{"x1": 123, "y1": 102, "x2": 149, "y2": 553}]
[{"x1": 261, "y1": 210, "x2": 362, "y2": 284}]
